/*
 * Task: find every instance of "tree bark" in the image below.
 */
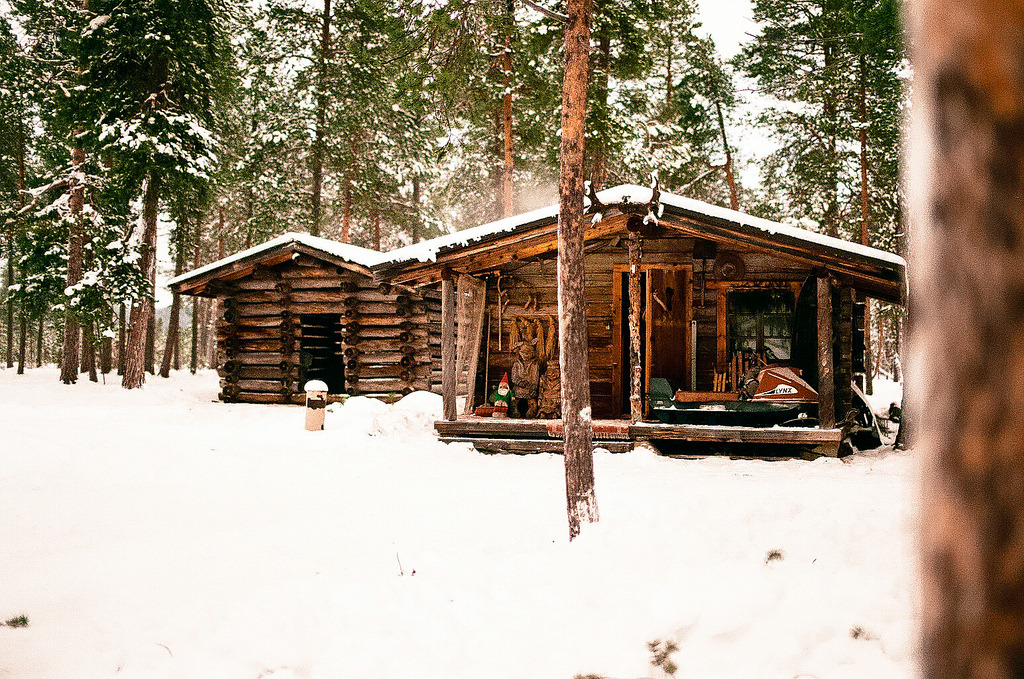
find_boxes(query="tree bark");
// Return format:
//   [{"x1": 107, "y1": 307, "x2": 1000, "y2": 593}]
[
  {"x1": 60, "y1": 146, "x2": 85, "y2": 384},
  {"x1": 99, "y1": 333, "x2": 112, "y2": 374},
  {"x1": 310, "y1": 0, "x2": 331, "y2": 237},
  {"x1": 500, "y1": 0, "x2": 515, "y2": 218},
  {"x1": 590, "y1": 30, "x2": 610, "y2": 191},
  {"x1": 83, "y1": 324, "x2": 97, "y2": 382},
  {"x1": 159, "y1": 230, "x2": 187, "y2": 378},
  {"x1": 36, "y1": 317, "x2": 43, "y2": 367},
  {"x1": 5, "y1": 235, "x2": 14, "y2": 368},
  {"x1": 145, "y1": 308, "x2": 156, "y2": 374},
  {"x1": 716, "y1": 101, "x2": 740, "y2": 211},
  {"x1": 190, "y1": 226, "x2": 201, "y2": 373},
  {"x1": 17, "y1": 311, "x2": 27, "y2": 375},
  {"x1": 558, "y1": 0, "x2": 598, "y2": 542},
  {"x1": 16, "y1": 118, "x2": 26, "y2": 375},
  {"x1": 117, "y1": 303, "x2": 126, "y2": 375},
  {"x1": 910, "y1": 1, "x2": 1024, "y2": 675},
  {"x1": 122, "y1": 176, "x2": 161, "y2": 389},
  {"x1": 859, "y1": 54, "x2": 873, "y2": 396},
  {"x1": 441, "y1": 271, "x2": 457, "y2": 421}
]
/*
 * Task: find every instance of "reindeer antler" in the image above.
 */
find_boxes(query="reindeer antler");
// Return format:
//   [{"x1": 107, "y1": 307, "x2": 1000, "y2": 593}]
[{"x1": 644, "y1": 173, "x2": 663, "y2": 225}]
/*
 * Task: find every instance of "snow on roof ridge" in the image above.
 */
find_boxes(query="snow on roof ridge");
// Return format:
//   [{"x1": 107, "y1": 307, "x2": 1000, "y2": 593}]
[
  {"x1": 167, "y1": 231, "x2": 385, "y2": 287},
  {"x1": 376, "y1": 184, "x2": 906, "y2": 270}
]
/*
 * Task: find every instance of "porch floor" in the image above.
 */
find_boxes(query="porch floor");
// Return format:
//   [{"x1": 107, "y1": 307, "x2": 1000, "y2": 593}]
[{"x1": 434, "y1": 417, "x2": 843, "y2": 458}]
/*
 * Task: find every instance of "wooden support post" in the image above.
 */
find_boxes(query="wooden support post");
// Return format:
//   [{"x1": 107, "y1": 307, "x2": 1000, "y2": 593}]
[
  {"x1": 627, "y1": 232, "x2": 643, "y2": 423},
  {"x1": 817, "y1": 276, "x2": 835, "y2": 428},
  {"x1": 441, "y1": 271, "x2": 457, "y2": 421}
]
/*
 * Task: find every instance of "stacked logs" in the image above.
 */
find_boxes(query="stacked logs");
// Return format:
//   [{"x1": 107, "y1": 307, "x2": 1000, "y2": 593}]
[
  {"x1": 216, "y1": 270, "x2": 303, "y2": 404},
  {"x1": 339, "y1": 282, "x2": 440, "y2": 398},
  {"x1": 215, "y1": 260, "x2": 441, "y2": 404}
]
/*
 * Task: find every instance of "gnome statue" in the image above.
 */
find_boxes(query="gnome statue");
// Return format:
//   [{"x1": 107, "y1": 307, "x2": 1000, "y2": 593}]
[{"x1": 492, "y1": 372, "x2": 512, "y2": 418}]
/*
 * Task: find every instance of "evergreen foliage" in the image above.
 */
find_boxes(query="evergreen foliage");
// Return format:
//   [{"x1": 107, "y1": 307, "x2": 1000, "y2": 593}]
[
  {"x1": 737, "y1": 0, "x2": 907, "y2": 246},
  {"x1": 0, "y1": 0, "x2": 909, "y2": 379}
]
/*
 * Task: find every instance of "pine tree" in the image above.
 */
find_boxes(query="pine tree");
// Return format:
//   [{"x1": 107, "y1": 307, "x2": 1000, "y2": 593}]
[
  {"x1": 737, "y1": 0, "x2": 906, "y2": 243},
  {"x1": 73, "y1": 0, "x2": 231, "y2": 389}
]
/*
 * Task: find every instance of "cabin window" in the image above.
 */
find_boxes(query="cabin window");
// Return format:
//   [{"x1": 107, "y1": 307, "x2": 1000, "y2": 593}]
[{"x1": 727, "y1": 289, "x2": 794, "y2": 362}]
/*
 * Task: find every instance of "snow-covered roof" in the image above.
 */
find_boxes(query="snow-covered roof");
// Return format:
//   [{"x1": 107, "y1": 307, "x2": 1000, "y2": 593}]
[
  {"x1": 375, "y1": 184, "x2": 906, "y2": 271},
  {"x1": 168, "y1": 232, "x2": 386, "y2": 288}
]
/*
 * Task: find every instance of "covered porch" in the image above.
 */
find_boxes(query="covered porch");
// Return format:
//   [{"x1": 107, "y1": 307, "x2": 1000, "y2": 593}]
[
  {"x1": 434, "y1": 416, "x2": 844, "y2": 458},
  {"x1": 373, "y1": 183, "x2": 904, "y2": 457}
]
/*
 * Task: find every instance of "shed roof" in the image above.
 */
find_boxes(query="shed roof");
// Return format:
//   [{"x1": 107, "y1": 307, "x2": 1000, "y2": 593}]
[{"x1": 168, "y1": 232, "x2": 385, "y2": 296}]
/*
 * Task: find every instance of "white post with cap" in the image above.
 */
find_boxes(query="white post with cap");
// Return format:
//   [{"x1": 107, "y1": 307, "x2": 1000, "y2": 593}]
[{"x1": 304, "y1": 380, "x2": 329, "y2": 431}]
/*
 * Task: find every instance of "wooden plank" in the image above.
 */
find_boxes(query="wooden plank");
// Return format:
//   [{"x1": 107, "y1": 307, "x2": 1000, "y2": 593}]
[
  {"x1": 439, "y1": 437, "x2": 632, "y2": 454},
  {"x1": 441, "y1": 274, "x2": 457, "y2": 421},
  {"x1": 629, "y1": 422, "x2": 843, "y2": 445},
  {"x1": 455, "y1": 274, "x2": 487, "y2": 414}
]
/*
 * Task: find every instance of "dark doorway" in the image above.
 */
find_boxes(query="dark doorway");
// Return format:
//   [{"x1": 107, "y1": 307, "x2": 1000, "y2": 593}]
[{"x1": 300, "y1": 314, "x2": 345, "y2": 393}]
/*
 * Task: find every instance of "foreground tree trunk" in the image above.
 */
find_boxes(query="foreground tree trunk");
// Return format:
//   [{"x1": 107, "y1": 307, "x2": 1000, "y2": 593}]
[
  {"x1": 123, "y1": 176, "x2": 160, "y2": 389},
  {"x1": 910, "y1": 0, "x2": 1024, "y2": 675},
  {"x1": 557, "y1": 0, "x2": 598, "y2": 542}
]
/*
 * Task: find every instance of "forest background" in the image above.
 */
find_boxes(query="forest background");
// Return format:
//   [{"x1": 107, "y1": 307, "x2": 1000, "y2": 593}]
[{"x1": 0, "y1": 0, "x2": 908, "y2": 390}]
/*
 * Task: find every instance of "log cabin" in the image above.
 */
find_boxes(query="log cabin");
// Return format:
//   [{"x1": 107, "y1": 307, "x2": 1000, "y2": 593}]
[
  {"x1": 373, "y1": 183, "x2": 906, "y2": 457},
  {"x1": 168, "y1": 232, "x2": 441, "y2": 404}
]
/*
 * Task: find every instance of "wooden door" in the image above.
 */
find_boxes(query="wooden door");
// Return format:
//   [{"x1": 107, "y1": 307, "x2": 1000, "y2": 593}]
[
  {"x1": 646, "y1": 267, "x2": 691, "y2": 393},
  {"x1": 612, "y1": 265, "x2": 692, "y2": 417}
]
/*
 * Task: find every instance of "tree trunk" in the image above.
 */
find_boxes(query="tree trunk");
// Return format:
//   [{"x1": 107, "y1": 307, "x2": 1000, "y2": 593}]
[
  {"x1": 146, "y1": 309, "x2": 156, "y2": 374},
  {"x1": 822, "y1": 36, "x2": 839, "y2": 238},
  {"x1": 911, "y1": 0, "x2": 1024, "y2": 675},
  {"x1": 117, "y1": 303, "x2": 126, "y2": 375},
  {"x1": 589, "y1": 30, "x2": 610, "y2": 191},
  {"x1": 122, "y1": 176, "x2": 161, "y2": 389},
  {"x1": 411, "y1": 176, "x2": 421, "y2": 243},
  {"x1": 859, "y1": 54, "x2": 873, "y2": 396},
  {"x1": 99, "y1": 333, "x2": 112, "y2": 374},
  {"x1": 159, "y1": 232, "x2": 187, "y2": 378},
  {"x1": 16, "y1": 119, "x2": 26, "y2": 375},
  {"x1": 190, "y1": 227, "x2": 200, "y2": 373},
  {"x1": 83, "y1": 324, "x2": 97, "y2": 382},
  {"x1": 309, "y1": 0, "x2": 331, "y2": 237},
  {"x1": 716, "y1": 101, "x2": 740, "y2": 211},
  {"x1": 441, "y1": 271, "x2": 457, "y2": 421},
  {"x1": 35, "y1": 317, "x2": 43, "y2": 367},
  {"x1": 558, "y1": 0, "x2": 598, "y2": 542},
  {"x1": 340, "y1": 136, "x2": 359, "y2": 244},
  {"x1": 60, "y1": 146, "x2": 85, "y2": 384},
  {"x1": 500, "y1": 0, "x2": 515, "y2": 218},
  {"x1": 17, "y1": 311, "x2": 27, "y2": 374},
  {"x1": 5, "y1": 238, "x2": 14, "y2": 368}
]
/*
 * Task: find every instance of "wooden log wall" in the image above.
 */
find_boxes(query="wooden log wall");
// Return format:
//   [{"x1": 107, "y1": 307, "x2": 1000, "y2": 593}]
[{"x1": 215, "y1": 261, "x2": 441, "y2": 404}]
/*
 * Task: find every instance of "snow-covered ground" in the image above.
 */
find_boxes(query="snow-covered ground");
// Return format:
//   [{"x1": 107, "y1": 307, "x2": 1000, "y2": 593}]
[{"x1": 0, "y1": 369, "x2": 918, "y2": 679}]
